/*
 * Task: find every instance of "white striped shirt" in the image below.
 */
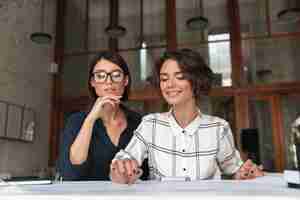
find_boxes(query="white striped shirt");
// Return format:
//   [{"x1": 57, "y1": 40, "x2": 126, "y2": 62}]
[{"x1": 114, "y1": 109, "x2": 243, "y2": 180}]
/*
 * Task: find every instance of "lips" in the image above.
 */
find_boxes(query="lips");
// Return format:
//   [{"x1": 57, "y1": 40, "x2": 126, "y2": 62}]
[
  {"x1": 104, "y1": 88, "x2": 118, "y2": 94},
  {"x1": 165, "y1": 90, "x2": 181, "y2": 97}
]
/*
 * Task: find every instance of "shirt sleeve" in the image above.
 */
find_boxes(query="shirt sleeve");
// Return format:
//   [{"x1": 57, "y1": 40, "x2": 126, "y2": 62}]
[
  {"x1": 57, "y1": 112, "x2": 92, "y2": 180},
  {"x1": 113, "y1": 116, "x2": 151, "y2": 166},
  {"x1": 216, "y1": 120, "x2": 243, "y2": 175}
]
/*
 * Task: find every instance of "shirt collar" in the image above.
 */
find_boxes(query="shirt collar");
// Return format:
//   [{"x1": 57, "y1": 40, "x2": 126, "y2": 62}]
[{"x1": 167, "y1": 108, "x2": 202, "y2": 137}]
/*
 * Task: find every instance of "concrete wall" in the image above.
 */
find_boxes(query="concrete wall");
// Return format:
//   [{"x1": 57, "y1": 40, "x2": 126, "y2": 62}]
[{"x1": 0, "y1": 0, "x2": 56, "y2": 177}]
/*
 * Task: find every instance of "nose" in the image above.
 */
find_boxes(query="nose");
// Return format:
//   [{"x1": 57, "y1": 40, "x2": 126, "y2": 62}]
[
  {"x1": 166, "y1": 77, "x2": 175, "y2": 88},
  {"x1": 105, "y1": 74, "x2": 113, "y2": 83}
]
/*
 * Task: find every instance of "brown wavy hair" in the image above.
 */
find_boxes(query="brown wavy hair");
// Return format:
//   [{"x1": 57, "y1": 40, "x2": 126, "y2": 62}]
[{"x1": 154, "y1": 48, "x2": 214, "y2": 103}]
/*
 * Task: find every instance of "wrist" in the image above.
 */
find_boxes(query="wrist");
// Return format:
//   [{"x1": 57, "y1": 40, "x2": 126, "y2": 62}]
[{"x1": 85, "y1": 114, "x2": 97, "y2": 124}]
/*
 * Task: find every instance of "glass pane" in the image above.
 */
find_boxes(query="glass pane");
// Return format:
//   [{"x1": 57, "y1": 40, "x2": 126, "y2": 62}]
[
  {"x1": 88, "y1": 0, "x2": 109, "y2": 51},
  {"x1": 176, "y1": 0, "x2": 229, "y2": 45},
  {"x1": 119, "y1": 0, "x2": 166, "y2": 49},
  {"x1": 180, "y1": 39, "x2": 232, "y2": 87},
  {"x1": 118, "y1": 0, "x2": 140, "y2": 49},
  {"x1": 62, "y1": 55, "x2": 89, "y2": 98},
  {"x1": 247, "y1": 98, "x2": 275, "y2": 171},
  {"x1": 208, "y1": 34, "x2": 232, "y2": 86},
  {"x1": 64, "y1": 0, "x2": 88, "y2": 53},
  {"x1": 281, "y1": 94, "x2": 300, "y2": 169},
  {"x1": 143, "y1": 0, "x2": 166, "y2": 47},
  {"x1": 270, "y1": 0, "x2": 300, "y2": 34},
  {"x1": 206, "y1": 96, "x2": 237, "y2": 144},
  {"x1": 239, "y1": 0, "x2": 268, "y2": 38},
  {"x1": 242, "y1": 37, "x2": 300, "y2": 85},
  {"x1": 120, "y1": 48, "x2": 165, "y2": 91}
]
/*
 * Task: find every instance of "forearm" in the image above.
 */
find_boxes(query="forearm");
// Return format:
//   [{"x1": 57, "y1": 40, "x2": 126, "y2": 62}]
[{"x1": 70, "y1": 116, "x2": 95, "y2": 164}]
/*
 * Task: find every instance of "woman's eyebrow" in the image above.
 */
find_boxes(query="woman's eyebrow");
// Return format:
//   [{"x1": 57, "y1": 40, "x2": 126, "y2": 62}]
[
  {"x1": 93, "y1": 69, "x2": 122, "y2": 73},
  {"x1": 160, "y1": 71, "x2": 183, "y2": 76}
]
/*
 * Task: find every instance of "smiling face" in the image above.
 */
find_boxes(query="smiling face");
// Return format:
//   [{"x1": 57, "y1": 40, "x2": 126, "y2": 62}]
[
  {"x1": 159, "y1": 59, "x2": 195, "y2": 107},
  {"x1": 90, "y1": 58, "x2": 128, "y2": 98}
]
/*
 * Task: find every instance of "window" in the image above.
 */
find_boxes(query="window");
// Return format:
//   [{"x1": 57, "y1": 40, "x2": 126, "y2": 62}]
[{"x1": 208, "y1": 33, "x2": 232, "y2": 86}]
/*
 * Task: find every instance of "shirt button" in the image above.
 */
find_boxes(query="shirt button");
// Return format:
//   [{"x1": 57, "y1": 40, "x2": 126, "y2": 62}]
[
  {"x1": 182, "y1": 149, "x2": 185, "y2": 152},
  {"x1": 182, "y1": 130, "x2": 185, "y2": 134},
  {"x1": 183, "y1": 168, "x2": 186, "y2": 171}
]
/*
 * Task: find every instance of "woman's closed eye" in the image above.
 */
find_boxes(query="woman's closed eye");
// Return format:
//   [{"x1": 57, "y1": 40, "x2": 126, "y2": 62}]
[
  {"x1": 175, "y1": 73, "x2": 186, "y2": 80},
  {"x1": 160, "y1": 73, "x2": 186, "y2": 82},
  {"x1": 160, "y1": 76, "x2": 169, "y2": 82}
]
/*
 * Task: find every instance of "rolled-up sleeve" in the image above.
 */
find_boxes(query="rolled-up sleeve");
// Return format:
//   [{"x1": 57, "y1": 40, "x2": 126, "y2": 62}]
[
  {"x1": 113, "y1": 118, "x2": 149, "y2": 166},
  {"x1": 216, "y1": 121, "x2": 243, "y2": 175}
]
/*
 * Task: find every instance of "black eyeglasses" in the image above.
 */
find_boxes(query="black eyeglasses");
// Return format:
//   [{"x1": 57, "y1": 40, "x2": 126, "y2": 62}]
[{"x1": 92, "y1": 70, "x2": 125, "y2": 83}]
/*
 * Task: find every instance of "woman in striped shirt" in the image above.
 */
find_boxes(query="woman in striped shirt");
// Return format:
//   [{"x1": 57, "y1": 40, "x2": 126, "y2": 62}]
[{"x1": 110, "y1": 49, "x2": 264, "y2": 184}]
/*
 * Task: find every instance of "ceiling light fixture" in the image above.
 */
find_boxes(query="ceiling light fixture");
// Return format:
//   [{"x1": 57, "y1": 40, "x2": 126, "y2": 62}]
[
  {"x1": 105, "y1": 0, "x2": 126, "y2": 38},
  {"x1": 277, "y1": 0, "x2": 300, "y2": 22},
  {"x1": 186, "y1": 0, "x2": 209, "y2": 30},
  {"x1": 30, "y1": 0, "x2": 52, "y2": 44},
  {"x1": 138, "y1": 0, "x2": 146, "y2": 49}
]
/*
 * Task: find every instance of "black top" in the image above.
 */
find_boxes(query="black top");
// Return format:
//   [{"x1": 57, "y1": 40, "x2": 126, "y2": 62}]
[{"x1": 58, "y1": 106, "x2": 149, "y2": 181}]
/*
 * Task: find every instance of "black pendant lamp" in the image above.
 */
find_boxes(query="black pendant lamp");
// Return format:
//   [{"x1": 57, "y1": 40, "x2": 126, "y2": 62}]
[
  {"x1": 277, "y1": 0, "x2": 300, "y2": 22},
  {"x1": 186, "y1": 0, "x2": 209, "y2": 30},
  {"x1": 30, "y1": 0, "x2": 52, "y2": 44},
  {"x1": 138, "y1": 0, "x2": 146, "y2": 48},
  {"x1": 105, "y1": 0, "x2": 126, "y2": 38}
]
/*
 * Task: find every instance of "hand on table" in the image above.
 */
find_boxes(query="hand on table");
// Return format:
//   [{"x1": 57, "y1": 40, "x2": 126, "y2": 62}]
[
  {"x1": 110, "y1": 159, "x2": 142, "y2": 185},
  {"x1": 234, "y1": 159, "x2": 264, "y2": 180}
]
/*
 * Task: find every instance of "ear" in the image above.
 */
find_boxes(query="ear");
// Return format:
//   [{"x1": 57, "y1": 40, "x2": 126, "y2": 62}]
[
  {"x1": 90, "y1": 79, "x2": 96, "y2": 88},
  {"x1": 124, "y1": 75, "x2": 129, "y2": 87}
]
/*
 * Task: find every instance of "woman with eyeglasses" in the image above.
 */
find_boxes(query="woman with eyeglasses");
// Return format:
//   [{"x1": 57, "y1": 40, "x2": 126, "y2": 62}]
[
  {"x1": 110, "y1": 49, "x2": 264, "y2": 184},
  {"x1": 58, "y1": 51, "x2": 149, "y2": 181}
]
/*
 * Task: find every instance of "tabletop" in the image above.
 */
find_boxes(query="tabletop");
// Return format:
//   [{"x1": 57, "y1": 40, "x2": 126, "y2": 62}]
[{"x1": 1, "y1": 173, "x2": 300, "y2": 200}]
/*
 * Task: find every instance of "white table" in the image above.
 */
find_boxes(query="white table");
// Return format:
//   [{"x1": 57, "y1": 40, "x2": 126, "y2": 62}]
[{"x1": 1, "y1": 173, "x2": 300, "y2": 200}]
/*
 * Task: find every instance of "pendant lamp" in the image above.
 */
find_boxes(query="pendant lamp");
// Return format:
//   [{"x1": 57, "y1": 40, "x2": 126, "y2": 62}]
[
  {"x1": 105, "y1": 0, "x2": 126, "y2": 38},
  {"x1": 30, "y1": 0, "x2": 52, "y2": 44},
  {"x1": 186, "y1": 0, "x2": 209, "y2": 30},
  {"x1": 138, "y1": 0, "x2": 146, "y2": 48},
  {"x1": 277, "y1": 0, "x2": 300, "y2": 22}
]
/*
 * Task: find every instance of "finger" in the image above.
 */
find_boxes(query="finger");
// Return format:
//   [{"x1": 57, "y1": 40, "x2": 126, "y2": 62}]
[
  {"x1": 95, "y1": 97, "x2": 119, "y2": 109},
  {"x1": 101, "y1": 95, "x2": 122, "y2": 103},
  {"x1": 127, "y1": 167, "x2": 142, "y2": 185},
  {"x1": 244, "y1": 163, "x2": 264, "y2": 179},
  {"x1": 100, "y1": 99, "x2": 117, "y2": 108},
  {"x1": 251, "y1": 165, "x2": 264, "y2": 177},
  {"x1": 242, "y1": 159, "x2": 254, "y2": 170},
  {"x1": 110, "y1": 161, "x2": 119, "y2": 177},
  {"x1": 110, "y1": 161, "x2": 128, "y2": 184},
  {"x1": 126, "y1": 160, "x2": 140, "y2": 185},
  {"x1": 258, "y1": 164, "x2": 264, "y2": 171},
  {"x1": 124, "y1": 159, "x2": 135, "y2": 178},
  {"x1": 239, "y1": 171, "x2": 250, "y2": 180},
  {"x1": 103, "y1": 99, "x2": 120, "y2": 107},
  {"x1": 110, "y1": 160, "x2": 119, "y2": 172},
  {"x1": 93, "y1": 98, "x2": 115, "y2": 111},
  {"x1": 113, "y1": 161, "x2": 129, "y2": 181},
  {"x1": 235, "y1": 165, "x2": 249, "y2": 180}
]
